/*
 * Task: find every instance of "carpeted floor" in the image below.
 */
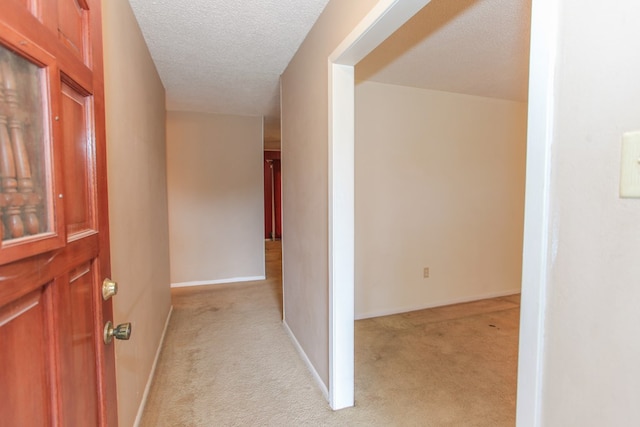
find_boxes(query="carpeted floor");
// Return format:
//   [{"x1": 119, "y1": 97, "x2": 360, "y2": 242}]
[{"x1": 140, "y1": 241, "x2": 519, "y2": 426}]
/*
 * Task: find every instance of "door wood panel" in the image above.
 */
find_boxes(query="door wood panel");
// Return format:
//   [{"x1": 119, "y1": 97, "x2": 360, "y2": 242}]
[
  {"x1": 61, "y1": 81, "x2": 95, "y2": 235},
  {"x1": 57, "y1": 0, "x2": 89, "y2": 63},
  {"x1": 58, "y1": 265, "x2": 99, "y2": 425},
  {"x1": 0, "y1": 288, "x2": 51, "y2": 426}
]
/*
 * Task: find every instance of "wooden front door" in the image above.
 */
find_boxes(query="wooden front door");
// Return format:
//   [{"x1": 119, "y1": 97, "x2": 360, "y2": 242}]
[{"x1": 0, "y1": 0, "x2": 118, "y2": 425}]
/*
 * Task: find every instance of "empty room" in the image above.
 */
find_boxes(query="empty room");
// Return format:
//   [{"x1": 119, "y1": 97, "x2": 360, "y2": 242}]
[{"x1": 351, "y1": 0, "x2": 530, "y2": 423}]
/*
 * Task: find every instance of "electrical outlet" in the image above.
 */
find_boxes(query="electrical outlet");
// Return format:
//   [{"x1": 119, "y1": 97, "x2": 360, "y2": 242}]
[{"x1": 423, "y1": 267, "x2": 429, "y2": 278}]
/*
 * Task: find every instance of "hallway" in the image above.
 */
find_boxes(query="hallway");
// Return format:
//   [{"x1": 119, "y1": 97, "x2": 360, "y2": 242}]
[{"x1": 140, "y1": 241, "x2": 518, "y2": 426}]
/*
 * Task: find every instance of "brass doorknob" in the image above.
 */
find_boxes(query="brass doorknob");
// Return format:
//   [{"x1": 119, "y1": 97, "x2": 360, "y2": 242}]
[
  {"x1": 104, "y1": 321, "x2": 132, "y2": 344},
  {"x1": 102, "y1": 278, "x2": 118, "y2": 300}
]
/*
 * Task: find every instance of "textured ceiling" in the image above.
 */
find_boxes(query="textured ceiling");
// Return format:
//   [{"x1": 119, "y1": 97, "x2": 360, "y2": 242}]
[
  {"x1": 127, "y1": 0, "x2": 331, "y2": 141},
  {"x1": 357, "y1": 0, "x2": 532, "y2": 102},
  {"x1": 127, "y1": 0, "x2": 530, "y2": 144}
]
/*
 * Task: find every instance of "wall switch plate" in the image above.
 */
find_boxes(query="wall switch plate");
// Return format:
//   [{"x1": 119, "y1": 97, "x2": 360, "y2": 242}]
[
  {"x1": 423, "y1": 267, "x2": 429, "y2": 278},
  {"x1": 620, "y1": 131, "x2": 640, "y2": 198}
]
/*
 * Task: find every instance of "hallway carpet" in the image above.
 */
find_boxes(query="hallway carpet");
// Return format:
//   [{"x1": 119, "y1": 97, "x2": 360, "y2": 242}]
[{"x1": 140, "y1": 241, "x2": 519, "y2": 426}]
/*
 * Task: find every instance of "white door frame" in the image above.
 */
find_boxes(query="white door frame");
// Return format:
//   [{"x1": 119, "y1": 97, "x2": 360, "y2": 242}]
[{"x1": 327, "y1": 0, "x2": 554, "y2": 423}]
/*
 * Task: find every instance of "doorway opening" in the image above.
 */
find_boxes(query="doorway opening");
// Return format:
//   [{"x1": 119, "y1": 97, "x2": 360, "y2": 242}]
[
  {"x1": 264, "y1": 150, "x2": 282, "y2": 241},
  {"x1": 328, "y1": 0, "x2": 553, "y2": 421},
  {"x1": 350, "y1": 0, "x2": 530, "y2": 420},
  {"x1": 263, "y1": 118, "x2": 284, "y2": 318}
]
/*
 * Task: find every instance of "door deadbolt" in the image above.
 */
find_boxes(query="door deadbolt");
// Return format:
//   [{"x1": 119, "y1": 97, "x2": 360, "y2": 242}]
[
  {"x1": 104, "y1": 321, "x2": 132, "y2": 344},
  {"x1": 102, "y1": 278, "x2": 118, "y2": 300}
]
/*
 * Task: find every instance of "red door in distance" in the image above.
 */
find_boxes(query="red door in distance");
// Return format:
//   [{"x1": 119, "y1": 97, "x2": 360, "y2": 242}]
[{"x1": 264, "y1": 151, "x2": 281, "y2": 239}]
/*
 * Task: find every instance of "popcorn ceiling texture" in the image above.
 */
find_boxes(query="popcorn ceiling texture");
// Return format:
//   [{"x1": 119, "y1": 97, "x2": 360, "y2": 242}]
[
  {"x1": 128, "y1": 0, "x2": 530, "y2": 128},
  {"x1": 357, "y1": 0, "x2": 532, "y2": 102},
  {"x1": 127, "y1": 0, "x2": 331, "y2": 121}
]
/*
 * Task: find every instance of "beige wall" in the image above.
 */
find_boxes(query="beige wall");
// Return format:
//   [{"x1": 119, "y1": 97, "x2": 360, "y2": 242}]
[
  {"x1": 102, "y1": 0, "x2": 640, "y2": 423},
  {"x1": 281, "y1": 0, "x2": 378, "y2": 387},
  {"x1": 102, "y1": 1, "x2": 172, "y2": 426},
  {"x1": 354, "y1": 81, "x2": 526, "y2": 318},
  {"x1": 166, "y1": 112, "x2": 264, "y2": 285},
  {"x1": 539, "y1": 0, "x2": 640, "y2": 424}
]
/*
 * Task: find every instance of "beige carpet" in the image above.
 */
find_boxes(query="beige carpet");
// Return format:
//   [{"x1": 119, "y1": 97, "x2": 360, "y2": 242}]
[{"x1": 140, "y1": 241, "x2": 519, "y2": 426}]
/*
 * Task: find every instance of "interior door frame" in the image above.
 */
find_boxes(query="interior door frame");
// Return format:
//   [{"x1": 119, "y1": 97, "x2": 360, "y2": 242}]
[{"x1": 327, "y1": 0, "x2": 553, "y2": 424}]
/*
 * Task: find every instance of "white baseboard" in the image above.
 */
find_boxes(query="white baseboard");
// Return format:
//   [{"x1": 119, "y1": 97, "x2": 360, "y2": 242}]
[
  {"x1": 355, "y1": 289, "x2": 521, "y2": 320},
  {"x1": 171, "y1": 276, "x2": 266, "y2": 288},
  {"x1": 133, "y1": 305, "x2": 173, "y2": 427},
  {"x1": 283, "y1": 320, "x2": 329, "y2": 402}
]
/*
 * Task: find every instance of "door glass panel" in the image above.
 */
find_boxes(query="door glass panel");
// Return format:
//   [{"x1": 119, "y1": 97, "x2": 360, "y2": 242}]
[{"x1": 0, "y1": 45, "x2": 52, "y2": 242}]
